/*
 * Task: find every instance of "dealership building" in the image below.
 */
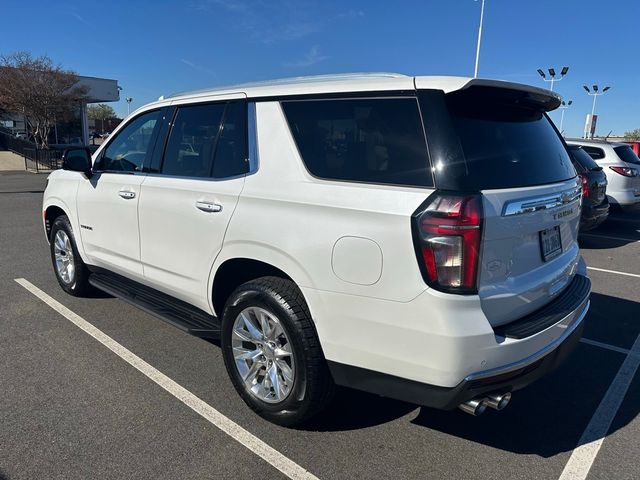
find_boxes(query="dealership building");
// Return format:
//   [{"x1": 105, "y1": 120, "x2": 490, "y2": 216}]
[{"x1": 1, "y1": 74, "x2": 120, "y2": 146}]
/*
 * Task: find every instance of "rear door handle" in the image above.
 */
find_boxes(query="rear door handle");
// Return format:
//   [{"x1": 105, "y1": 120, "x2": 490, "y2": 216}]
[
  {"x1": 195, "y1": 201, "x2": 222, "y2": 213},
  {"x1": 118, "y1": 190, "x2": 136, "y2": 199}
]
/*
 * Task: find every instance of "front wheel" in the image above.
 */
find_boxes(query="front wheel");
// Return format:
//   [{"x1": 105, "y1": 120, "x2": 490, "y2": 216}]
[
  {"x1": 49, "y1": 215, "x2": 92, "y2": 296},
  {"x1": 221, "y1": 276, "x2": 334, "y2": 426}
]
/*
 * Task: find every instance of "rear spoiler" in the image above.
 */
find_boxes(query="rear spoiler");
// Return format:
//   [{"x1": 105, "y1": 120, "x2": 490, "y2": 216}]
[{"x1": 414, "y1": 76, "x2": 562, "y2": 112}]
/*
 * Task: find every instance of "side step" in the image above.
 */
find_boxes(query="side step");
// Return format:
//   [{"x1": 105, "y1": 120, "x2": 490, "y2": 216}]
[{"x1": 88, "y1": 271, "x2": 221, "y2": 339}]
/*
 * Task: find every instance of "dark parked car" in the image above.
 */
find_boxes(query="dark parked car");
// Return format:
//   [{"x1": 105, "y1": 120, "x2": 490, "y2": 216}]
[{"x1": 568, "y1": 144, "x2": 609, "y2": 231}]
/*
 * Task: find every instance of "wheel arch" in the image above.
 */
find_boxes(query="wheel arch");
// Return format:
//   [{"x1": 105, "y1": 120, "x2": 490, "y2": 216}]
[
  {"x1": 44, "y1": 203, "x2": 70, "y2": 242},
  {"x1": 209, "y1": 246, "x2": 315, "y2": 318}
]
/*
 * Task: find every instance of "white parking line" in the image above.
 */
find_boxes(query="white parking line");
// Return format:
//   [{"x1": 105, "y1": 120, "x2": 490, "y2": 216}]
[
  {"x1": 14, "y1": 278, "x2": 319, "y2": 480},
  {"x1": 558, "y1": 332, "x2": 640, "y2": 480},
  {"x1": 587, "y1": 266, "x2": 640, "y2": 279},
  {"x1": 579, "y1": 338, "x2": 638, "y2": 357},
  {"x1": 580, "y1": 233, "x2": 640, "y2": 243}
]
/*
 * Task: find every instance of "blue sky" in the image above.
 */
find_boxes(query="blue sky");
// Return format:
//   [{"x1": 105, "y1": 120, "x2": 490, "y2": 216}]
[{"x1": 3, "y1": 0, "x2": 639, "y2": 137}]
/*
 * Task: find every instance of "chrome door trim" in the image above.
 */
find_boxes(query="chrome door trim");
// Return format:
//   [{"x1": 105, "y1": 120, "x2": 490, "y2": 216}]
[
  {"x1": 247, "y1": 102, "x2": 259, "y2": 174},
  {"x1": 502, "y1": 184, "x2": 582, "y2": 217},
  {"x1": 118, "y1": 190, "x2": 136, "y2": 199}
]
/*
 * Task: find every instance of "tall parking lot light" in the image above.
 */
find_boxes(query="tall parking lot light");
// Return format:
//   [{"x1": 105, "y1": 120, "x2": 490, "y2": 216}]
[
  {"x1": 558, "y1": 100, "x2": 572, "y2": 134},
  {"x1": 126, "y1": 97, "x2": 133, "y2": 116},
  {"x1": 583, "y1": 85, "x2": 611, "y2": 138},
  {"x1": 537, "y1": 66, "x2": 569, "y2": 91},
  {"x1": 473, "y1": 0, "x2": 486, "y2": 78}
]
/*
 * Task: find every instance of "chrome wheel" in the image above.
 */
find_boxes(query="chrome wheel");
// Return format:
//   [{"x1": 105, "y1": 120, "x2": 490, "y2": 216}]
[
  {"x1": 231, "y1": 306, "x2": 295, "y2": 404},
  {"x1": 53, "y1": 230, "x2": 75, "y2": 284}
]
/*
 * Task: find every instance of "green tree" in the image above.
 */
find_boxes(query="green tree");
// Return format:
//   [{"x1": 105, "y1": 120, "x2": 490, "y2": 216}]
[
  {"x1": 624, "y1": 129, "x2": 640, "y2": 141},
  {"x1": 87, "y1": 103, "x2": 117, "y2": 133},
  {"x1": 0, "y1": 51, "x2": 87, "y2": 147}
]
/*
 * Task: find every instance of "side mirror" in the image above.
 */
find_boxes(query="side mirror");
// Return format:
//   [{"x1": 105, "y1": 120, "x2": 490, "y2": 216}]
[{"x1": 62, "y1": 147, "x2": 92, "y2": 178}]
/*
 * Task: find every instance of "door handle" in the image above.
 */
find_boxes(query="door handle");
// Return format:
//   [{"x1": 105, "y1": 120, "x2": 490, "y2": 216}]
[
  {"x1": 195, "y1": 201, "x2": 222, "y2": 213},
  {"x1": 118, "y1": 190, "x2": 136, "y2": 199}
]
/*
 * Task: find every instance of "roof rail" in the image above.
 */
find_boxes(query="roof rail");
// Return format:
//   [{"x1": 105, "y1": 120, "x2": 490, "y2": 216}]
[{"x1": 166, "y1": 72, "x2": 408, "y2": 99}]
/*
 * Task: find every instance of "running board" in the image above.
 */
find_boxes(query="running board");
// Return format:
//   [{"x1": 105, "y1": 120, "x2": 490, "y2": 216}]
[{"x1": 88, "y1": 271, "x2": 221, "y2": 339}]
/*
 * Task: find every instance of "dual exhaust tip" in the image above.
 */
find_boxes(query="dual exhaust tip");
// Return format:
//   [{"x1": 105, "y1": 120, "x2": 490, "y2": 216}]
[{"x1": 458, "y1": 392, "x2": 511, "y2": 416}]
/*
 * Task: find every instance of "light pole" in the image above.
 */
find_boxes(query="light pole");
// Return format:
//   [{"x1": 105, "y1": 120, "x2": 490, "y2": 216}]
[
  {"x1": 583, "y1": 85, "x2": 610, "y2": 138},
  {"x1": 536, "y1": 66, "x2": 569, "y2": 91},
  {"x1": 474, "y1": 0, "x2": 486, "y2": 78},
  {"x1": 125, "y1": 97, "x2": 133, "y2": 116},
  {"x1": 558, "y1": 100, "x2": 572, "y2": 134}
]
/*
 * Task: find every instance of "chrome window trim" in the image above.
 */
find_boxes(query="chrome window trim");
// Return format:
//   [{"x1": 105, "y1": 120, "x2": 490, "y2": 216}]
[
  {"x1": 502, "y1": 184, "x2": 582, "y2": 217},
  {"x1": 247, "y1": 102, "x2": 259, "y2": 174}
]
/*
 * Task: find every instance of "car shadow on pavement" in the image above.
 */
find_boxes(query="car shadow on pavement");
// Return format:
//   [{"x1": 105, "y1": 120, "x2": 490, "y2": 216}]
[
  {"x1": 410, "y1": 292, "x2": 639, "y2": 457},
  {"x1": 294, "y1": 293, "x2": 639, "y2": 455},
  {"x1": 299, "y1": 388, "x2": 418, "y2": 432},
  {"x1": 0, "y1": 468, "x2": 9, "y2": 480},
  {"x1": 579, "y1": 213, "x2": 640, "y2": 249}
]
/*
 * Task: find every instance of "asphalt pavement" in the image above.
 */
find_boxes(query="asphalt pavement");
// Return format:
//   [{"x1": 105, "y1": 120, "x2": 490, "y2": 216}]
[{"x1": 1, "y1": 170, "x2": 639, "y2": 480}]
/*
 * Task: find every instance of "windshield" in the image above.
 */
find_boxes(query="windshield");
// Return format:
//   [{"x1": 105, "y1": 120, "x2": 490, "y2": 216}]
[{"x1": 614, "y1": 145, "x2": 640, "y2": 165}]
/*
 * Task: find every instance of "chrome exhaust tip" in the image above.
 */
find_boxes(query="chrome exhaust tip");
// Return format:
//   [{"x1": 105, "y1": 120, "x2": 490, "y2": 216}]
[
  {"x1": 485, "y1": 392, "x2": 512, "y2": 411},
  {"x1": 458, "y1": 398, "x2": 488, "y2": 416}
]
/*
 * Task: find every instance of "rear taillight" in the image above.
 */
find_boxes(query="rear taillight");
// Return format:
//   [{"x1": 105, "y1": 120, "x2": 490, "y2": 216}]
[
  {"x1": 412, "y1": 193, "x2": 483, "y2": 294},
  {"x1": 610, "y1": 166, "x2": 639, "y2": 177},
  {"x1": 579, "y1": 173, "x2": 589, "y2": 198}
]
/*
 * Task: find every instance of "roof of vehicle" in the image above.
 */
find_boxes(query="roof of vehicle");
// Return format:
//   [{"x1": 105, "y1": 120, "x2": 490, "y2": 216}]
[
  {"x1": 566, "y1": 138, "x2": 628, "y2": 147},
  {"x1": 155, "y1": 72, "x2": 560, "y2": 108}
]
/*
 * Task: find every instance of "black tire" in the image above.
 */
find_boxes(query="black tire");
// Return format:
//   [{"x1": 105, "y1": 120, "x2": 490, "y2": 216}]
[
  {"x1": 221, "y1": 276, "x2": 334, "y2": 426},
  {"x1": 49, "y1": 215, "x2": 92, "y2": 297}
]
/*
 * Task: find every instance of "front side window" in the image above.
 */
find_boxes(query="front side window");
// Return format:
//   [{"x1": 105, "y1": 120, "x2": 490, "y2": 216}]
[
  {"x1": 161, "y1": 101, "x2": 248, "y2": 179},
  {"x1": 97, "y1": 110, "x2": 161, "y2": 172},
  {"x1": 282, "y1": 98, "x2": 433, "y2": 187}
]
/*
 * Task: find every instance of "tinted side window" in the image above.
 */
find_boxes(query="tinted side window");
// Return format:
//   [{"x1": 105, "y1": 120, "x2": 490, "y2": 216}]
[
  {"x1": 212, "y1": 102, "x2": 249, "y2": 178},
  {"x1": 161, "y1": 103, "x2": 226, "y2": 178},
  {"x1": 582, "y1": 146, "x2": 605, "y2": 160},
  {"x1": 614, "y1": 145, "x2": 640, "y2": 165},
  {"x1": 282, "y1": 98, "x2": 433, "y2": 187},
  {"x1": 97, "y1": 110, "x2": 161, "y2": 172}
]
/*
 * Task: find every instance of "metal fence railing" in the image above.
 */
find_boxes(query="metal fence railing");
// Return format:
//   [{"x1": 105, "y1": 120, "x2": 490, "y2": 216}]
[{"x1": 0, "y1": 130, "x2": 63, "y2": 172}]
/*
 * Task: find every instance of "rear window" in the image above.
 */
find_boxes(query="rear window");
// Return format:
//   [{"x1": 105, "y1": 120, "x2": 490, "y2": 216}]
[
  {"x1": 614, "y1": 145, "x2": 640, "y2": 165},
  {"x1": 582, "y1": 146, "x2": 605, "y2": 160},
  {"x1": 569, "y1": 146, "x2": 601, "y2": 171},
  {"x1": 445, "y1": 89, "x2": 576, "y2": 190},
  {"x1": 281, "y1": 98, "x2": 433, "y2": 188}
]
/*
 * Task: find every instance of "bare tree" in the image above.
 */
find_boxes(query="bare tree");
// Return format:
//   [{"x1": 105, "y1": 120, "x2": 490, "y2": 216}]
[
  {"x1": 624, "y1": 129, "x2": 640, "y2": 141},
  {"x1": 0, "y1": 52, "x2": 87, "y2": 147},
  {"x1": 87, "y1": 103, "x2": 117, "y2": 133}
]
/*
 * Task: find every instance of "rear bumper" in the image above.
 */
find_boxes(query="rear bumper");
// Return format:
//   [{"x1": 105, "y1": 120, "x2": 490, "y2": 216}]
[
  {"x1": 607, "y1": 190, "x2": 640, "y2": 207},
  {"x1": 326, "y1": 275, "x2": 590, "y2": 410},
  {"x1": 580, "y1": 199, "x2": 609, "y2": 231}
]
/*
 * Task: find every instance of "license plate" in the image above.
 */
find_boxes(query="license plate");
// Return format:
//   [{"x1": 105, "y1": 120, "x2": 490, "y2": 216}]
[{"x1": 540, "y1": 226, "x2": 562, "y2": 261}]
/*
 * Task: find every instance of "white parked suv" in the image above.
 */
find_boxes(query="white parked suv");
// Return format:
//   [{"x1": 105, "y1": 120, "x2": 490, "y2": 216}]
[
  {"x1": 566, "y1": 138, "x2": 640, "y2": 211},
  {"x1": 43, "y1": 73, "x2": 591, "y2": 425}
]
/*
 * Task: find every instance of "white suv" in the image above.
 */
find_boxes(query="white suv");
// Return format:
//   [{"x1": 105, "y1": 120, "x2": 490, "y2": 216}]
[
  {"x1": 566, "y1": 138, "x2": 640, "y2": 210},
  {"x1": 43, "y1": 73, "x2": 591, "y2": 425}
]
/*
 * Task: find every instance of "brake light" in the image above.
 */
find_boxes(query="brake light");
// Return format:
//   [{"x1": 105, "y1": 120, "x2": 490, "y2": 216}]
[
  {"x1": 579, "y1": 173, "x2": 589, "y2": 198},
  {"x1": 610, "y1": 166, "x2": 639, "y2": 177},
  {"x1": 412, "y1": 193, "x2": 483, "y2": 294}
]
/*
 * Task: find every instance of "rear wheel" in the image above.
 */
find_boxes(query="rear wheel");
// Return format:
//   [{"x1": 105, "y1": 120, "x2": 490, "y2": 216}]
[
  {"x1": 50, "y1": 215, "x2": 92, "y2": 296},
  {"x1": 221, "y1": 276, "x2": 334, "y2": 426}
]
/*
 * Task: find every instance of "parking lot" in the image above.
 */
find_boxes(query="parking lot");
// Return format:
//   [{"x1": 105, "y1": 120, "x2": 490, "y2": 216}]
[{"x1": 1, "y1": 170, "x2": 639, "y2": 480}]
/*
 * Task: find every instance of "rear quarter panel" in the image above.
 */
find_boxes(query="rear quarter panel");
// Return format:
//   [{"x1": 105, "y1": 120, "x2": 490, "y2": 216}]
[{"x1": 217, "y1": 101, "x2": 431, "y2": 308}]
